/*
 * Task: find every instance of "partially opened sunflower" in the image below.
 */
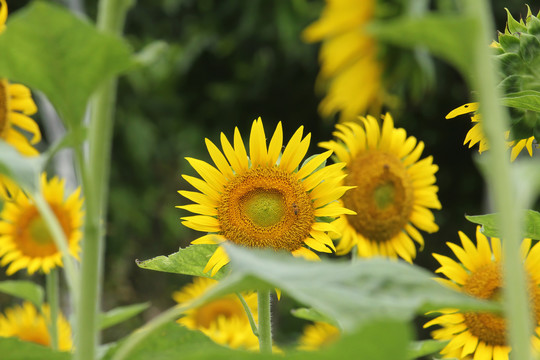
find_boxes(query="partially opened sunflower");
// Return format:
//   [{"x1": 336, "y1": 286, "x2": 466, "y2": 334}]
[{"x1": 178, "y1": 117, "x2": 355, "y2": 276}]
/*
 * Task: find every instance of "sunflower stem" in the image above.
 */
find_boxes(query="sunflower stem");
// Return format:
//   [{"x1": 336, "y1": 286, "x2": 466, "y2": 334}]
[
  {"x1": 466, "y1": 2, "x2": 533, "y2": 360},
  {"x1": 46, "y1": 269, "x2": 59, "y2": 351},
  {"x1": 74, "y1": 1, "x2": 132, "y2": 360},
  {"x1": 236, "y1": 292, "x2": 259, "y2": 337},
  {"x1": 257, "y1": 289, "x2": 273, "y2": 353}
]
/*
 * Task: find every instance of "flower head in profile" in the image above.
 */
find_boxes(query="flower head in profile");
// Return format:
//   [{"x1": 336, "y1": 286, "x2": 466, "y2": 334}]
[
  {"x1": 319, "y1": 113, "x2": 441, "y2": 262},
  {"x1": 0, "y1": 301, "x2": 72, "y2": 351},
  {"x1": 178, "y1": 117, "x2": 355, "y2": 276},
  {"x1": 173, "y1": 277, "x2": 259, "y2": 351},
  {"x1": 424, "y1": 226, "x2": 540, "y2": 360},
  {"x1": 446, "y1": 103, "x2": 536, "y2": 162},
  {"x1": 0, "y1": 174, "x2": 84, "y2": 275},
  {"x1": 298, "y1": 322, "x2": 340, "y2": 351}
]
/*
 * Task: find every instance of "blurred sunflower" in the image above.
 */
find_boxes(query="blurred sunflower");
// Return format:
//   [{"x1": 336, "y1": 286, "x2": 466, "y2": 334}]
[
  {"x1": 303, "y1": 0, "x2": 433, "y2": 121},
  {"x1": 298, "y1": 322, "x2": 340, "y2": 351},
  {"x1": 0, "y1": 301, "x2": 72, "y2": 351},
  {"x1": 0, "y1": 174, "x2": 84, "y2": 275},
  {"x1": 424, "y1": 226, "x2": 540, "y2": 360},
  {"x1": 173, "y1": 277, "x2": 259, "y2": 351},
  {"x1": 303, "y1": 0, "x2": 382, "y2": 120},
  {"x1": 0, "y1": 0, "x2": 41, "y2": 200},
  {"x1": 446, "y1": 103, "x2": 536, "y2": 162},
  {"x1": 178, "y1": 117, "x2": 355, "y2": 276},
  {"x1": 319, "y1": 113, "x2": 441, "y2": 262}
]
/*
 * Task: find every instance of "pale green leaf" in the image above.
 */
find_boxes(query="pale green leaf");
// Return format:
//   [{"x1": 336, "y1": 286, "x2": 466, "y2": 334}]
[
  {"x1": 0, "y1": 1, "x2": 133, "y2": 128},
  {"x1": 466, "y1": 209, "x2": 540, "y2": 239},
  {"x1": 501, "y1": 90, "x2": 540, "y2": 112},
  {"x1": 188, "y1": 245, "x2": 498, "y2": 332},
  {"x1": 100, "y1": 303, "x2": 150, "y2": 330},
  {"x1": 0, "y1": 141, "x2": 43, "y2": 193},
  {"x1": 136, "y1": 244, "x2": 228, "y2": 280},
  {"x1": 368, "y1": 15, "x2": 478, "y2": 81},
  {"x1": 0, "y1": 280, "x2": 44, "y2": 307},
  {"x1": 104, "y1": 318, "x2": 411, "y2": 360},
  {"x1": 0, "y1": 337, "x2": 70, "y2": 360}
]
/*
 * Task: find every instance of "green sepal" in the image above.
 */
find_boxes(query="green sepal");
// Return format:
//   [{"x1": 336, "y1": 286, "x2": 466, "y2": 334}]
[
  {"x1": 495, "y1": 53, "x2": 523, "y2": 77},
  {"x1": 498, "y1": 33, "x2": 521, "y2": 54},
  {"x1": 518, "y1": 33, "x2": 540, "y2": 64},
  {"x1": 501, "y1": 90, "x2": 540, "y2": 113},
  {"x1": 505, "y1": 8, "x2": 527, "y2": 33},
  {"x1": 527, "y1": 13, "x2": 540, "y2": 37}
]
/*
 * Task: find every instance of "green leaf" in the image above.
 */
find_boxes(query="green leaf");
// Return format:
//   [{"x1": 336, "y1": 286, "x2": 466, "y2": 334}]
[
  {"x1": 136, "y1": 244, "x2": 229, "y2": 280},
  {"x1": 191, "y1": 245, "x2": 498, "y2": 332},
  {"x1": 0, "y1": 1, "x2": 133, "y2": 128},
  {"x1": 501, "y1": 90, "x2": 540, "y2": 112},
  {"x1": 104, "y1": 318, "x2": 411, "y2": 360},
  {"x1": 0, "y1": 337, "x2": 70, "y2": 360},
  {"x1": 368, "y1": 15, "x2": 478, "y2": 81},
  {"x1": 466, "y1": 209, "x2": 540, "y2": 240},
  {"x1": 407, "y1": 339, "x2": 447, "y2": 359},
  {"x1": 0, "y1": 280, "x2": 44, "y2": 307},
  {"x1": 100, "y1": 303, "x2": 150, "y2": 330},
  {"x1": 0, "y1": 141, "x2": 44, "y2": 193},
  {"x1": 290, "y1": 307, "x2": 337, "y2": 326}
]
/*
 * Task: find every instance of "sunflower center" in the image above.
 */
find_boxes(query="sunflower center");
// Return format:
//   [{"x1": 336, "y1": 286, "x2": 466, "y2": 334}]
[
  {"x1": 342, "y1": 151, "x2": 413, "y2": 243},
  {"x1": 194, "y1": 298, "x2": 245, "y2": 329},
  {"x1": 218, "y1": 167, "x2": 314, "y2": 252},
  {"x1": 0, "y1": 79, "x2": 8, "y2": 136},
  {"x1": 28, "y1": 217, "x2": 54, "y2": 245},
  {"x1": 462, "y1": 262, "x2": 540, "y2": 347},
  {"x1": 241, "y1": 190, "x2": 285, "y2": 227},
  {"x1": 14, "y1": 205, "x2": 73, "y2": 258}
]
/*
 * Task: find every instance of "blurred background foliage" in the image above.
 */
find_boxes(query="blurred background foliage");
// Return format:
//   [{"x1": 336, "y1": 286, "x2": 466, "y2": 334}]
[{"x1": 0, "y1": 0, "x2": 535, "y2": 349}]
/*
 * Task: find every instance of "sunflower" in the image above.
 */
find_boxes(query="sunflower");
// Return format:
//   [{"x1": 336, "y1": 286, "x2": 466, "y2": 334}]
[
  {"x1": 302, "y1": 0, "x2": 383, "y2": 121},
  {"x1": 424, "y1": 226, "x2": 540, "y2": 360},
  {"x1": 446, "y1": 103, "x2": 536, "y2": 162},
  {"x1": 178, "y1": 117, "x2": 355, "y2": 276},
  {"x1": 0, "y1": 0, "x2": 41, "y2": 157},
  {"x1": 298, "y1": 322, "x2": 340, "y2": 351},
  {"x1": 0, "y1": 301, "x2": 72, "y2": 351},
  {"x1": 0, "y1": 174, "x2": 84, "y2": 275},
  {"x1": 319, "y1": 113, "x2": 441, "y2": 262},
  {"x1": 173, "y1": 277, "x2": 259, "y2": 350}
]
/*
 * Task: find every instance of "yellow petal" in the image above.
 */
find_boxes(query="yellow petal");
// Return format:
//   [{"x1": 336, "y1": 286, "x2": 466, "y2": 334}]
[
  {"x1": 205, "y1": 138, "x2": 234, "y2": 180},
  {"x1": 267, "y1": 122, "x2": 283, "y2": 166},
  {"x1": 446, "y1": 103, "x2": 479, "y2": 119}
]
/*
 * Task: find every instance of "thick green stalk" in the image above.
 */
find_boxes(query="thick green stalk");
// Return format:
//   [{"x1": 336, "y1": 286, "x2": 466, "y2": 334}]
[
  {"x1": 257, "y1": 289, "x2": 273, "y2": 353},
  {"x1": 75, "y1": 1, "x2": 132, "y2": 360},
  {"x1": 466, "y1": 2, "x2": 533, "y2": 359},
  {"x1": 46, "y1": 269, "x2": 59, "y2": 351}
]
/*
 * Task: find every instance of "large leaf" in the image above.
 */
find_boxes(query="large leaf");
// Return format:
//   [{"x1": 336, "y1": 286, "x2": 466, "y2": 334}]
[
  {"x1": 0, "y1": 337, "x2": 70, "y2": 360},
  {"x1": 0, "y1": 280, "x2": 44, "y2": 307},
  {"x1": 0, "y1": 141, "x2": 43, "y2": 193},
  {"x1": 407, "y1": 339, "x2": 447, "y2": 359},
  {"x1": 368, "y1": 15, "x2": 478, "y2": 82},
  {"x1": 501, "y1": 90, "x2": 540, "y2": 112},
  {"x1": 208, "y1": 245, "x2": 498, "y2": 332},
  {"x1": 0, "y1": 1, "x2": 133, "y2": 128},
  {"x1": 466, "y1": 209, "x2": 540, "y2": 240},
  {"x1": 100, "y1": 303, "x2": 150, "y2": 330},
  {"x1": 105, "y1": 318, "x2": 411, "y2": 360},
  {"x1": 136, "y1": 244, "x2": 229, "y2": 280}
]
